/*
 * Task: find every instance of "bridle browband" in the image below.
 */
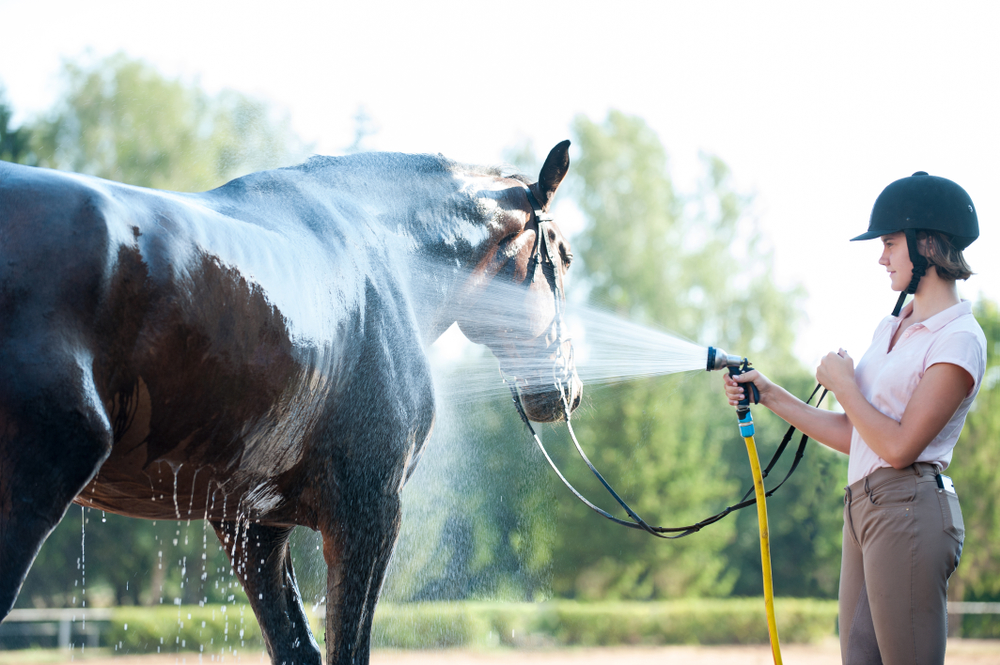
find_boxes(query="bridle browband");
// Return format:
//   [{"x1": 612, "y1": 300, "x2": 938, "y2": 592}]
[{"x1": 504, "y1": 186, "x2": 826, "y2": 539}]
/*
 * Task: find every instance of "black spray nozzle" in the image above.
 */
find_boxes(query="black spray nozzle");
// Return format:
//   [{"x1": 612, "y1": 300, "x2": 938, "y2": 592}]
[
  {"x1": 707, "y1": 347, "x2": 759, "y2": 408},
  {"x1": 706, "y1": 346, "x2": 744, "y2": 372},
  {"x1": 726, "y1": 358, "x2": 760, "y2": 408}
]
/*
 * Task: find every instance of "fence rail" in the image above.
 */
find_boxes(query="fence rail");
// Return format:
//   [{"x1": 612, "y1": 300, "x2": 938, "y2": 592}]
[
  {"x1": 1, "y1": 608, "x2": 113, "y2": 649},
  {"x1": 949, "y1": 602, "x2": 1000, "y2": 615}
]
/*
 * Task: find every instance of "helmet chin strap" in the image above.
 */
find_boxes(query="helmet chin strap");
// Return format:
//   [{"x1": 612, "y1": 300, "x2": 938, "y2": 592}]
[{"x1": 893, "y1": 228, "x2": 929, "y2": 317}]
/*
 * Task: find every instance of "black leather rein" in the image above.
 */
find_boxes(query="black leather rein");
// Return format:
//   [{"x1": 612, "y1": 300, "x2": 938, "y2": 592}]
[{"x1": 504, "y1": 186, "x2": 827, "y2": 539}]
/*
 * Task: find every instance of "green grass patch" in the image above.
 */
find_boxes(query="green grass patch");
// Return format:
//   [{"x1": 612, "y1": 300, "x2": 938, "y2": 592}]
[
  {"x1": 7, "y1": 599, "x2": 837, "y2": 654},
  {"x1": 104, "y1": 604, "x2": 321, "y2": 655},
  {"x1": 370, "y1": 598, "x2": 838, "y2": 648}
]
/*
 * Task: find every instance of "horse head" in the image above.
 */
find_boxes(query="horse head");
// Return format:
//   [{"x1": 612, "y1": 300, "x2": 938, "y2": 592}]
[{"x1": 456, "y1": 141, "x2": 583, "y2": 422}]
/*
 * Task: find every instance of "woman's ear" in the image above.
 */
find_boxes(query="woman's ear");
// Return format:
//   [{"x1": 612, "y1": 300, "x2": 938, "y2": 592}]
[
  {"x1": 919, "y1": 234, "x2": 942, "y2": 276},
  {"x1": 918, "y1": 233, "x2": 936, "y2": 260}
]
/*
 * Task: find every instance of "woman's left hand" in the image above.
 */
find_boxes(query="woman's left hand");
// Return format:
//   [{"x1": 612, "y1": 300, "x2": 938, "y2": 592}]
[{"x1": 816, "y1": 348, "x2": 855, "y2": 394}]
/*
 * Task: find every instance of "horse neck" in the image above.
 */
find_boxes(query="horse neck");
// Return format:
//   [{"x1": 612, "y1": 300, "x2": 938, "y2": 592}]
[
  {"x1": 300, "y1": 153, "x2": 513, "y2": 342},
  {"x1": 403, "y1": 183, "x2": 513, "y2": 344}
]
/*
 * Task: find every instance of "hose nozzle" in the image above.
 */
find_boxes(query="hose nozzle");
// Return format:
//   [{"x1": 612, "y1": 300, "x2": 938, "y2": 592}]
[{"x1": 706, "y1": 346, "x2": 744, "y2": 372}]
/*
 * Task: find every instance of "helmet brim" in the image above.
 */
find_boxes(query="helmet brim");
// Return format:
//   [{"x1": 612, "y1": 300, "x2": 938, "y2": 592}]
[{"x1": 850, "y1": 229, "x2": 896, "y2": 242}]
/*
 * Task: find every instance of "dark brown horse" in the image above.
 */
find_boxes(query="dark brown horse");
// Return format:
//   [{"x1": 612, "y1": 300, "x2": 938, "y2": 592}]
[{"x1": 0, "y1": 141, "x2": 581, "y2": 663}]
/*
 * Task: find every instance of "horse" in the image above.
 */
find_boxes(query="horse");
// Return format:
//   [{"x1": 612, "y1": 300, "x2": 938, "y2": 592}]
[{"x1": 0, "y1": 141, "x2": 582, "y2": 664}]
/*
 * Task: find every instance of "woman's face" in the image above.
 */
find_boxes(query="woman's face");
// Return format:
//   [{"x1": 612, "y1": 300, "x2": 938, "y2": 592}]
[{"x1": 879, "y1": 232, "x2": 912, "y2": 291}]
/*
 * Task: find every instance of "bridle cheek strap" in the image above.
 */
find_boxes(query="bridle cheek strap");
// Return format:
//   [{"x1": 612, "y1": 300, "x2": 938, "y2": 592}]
[{"x1": 523, "y1": 187, "x2": 572, "y2": 387}]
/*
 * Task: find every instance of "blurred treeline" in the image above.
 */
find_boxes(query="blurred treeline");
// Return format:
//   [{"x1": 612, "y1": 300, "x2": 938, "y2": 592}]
[{"x1": 3, "y1": 55, "x2": 999, "y2": 611}]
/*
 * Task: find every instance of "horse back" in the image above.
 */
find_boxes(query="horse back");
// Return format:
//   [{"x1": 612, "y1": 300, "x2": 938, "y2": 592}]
[{"x1": 0, "y1": 162, "x2": 433, "y2": 525}]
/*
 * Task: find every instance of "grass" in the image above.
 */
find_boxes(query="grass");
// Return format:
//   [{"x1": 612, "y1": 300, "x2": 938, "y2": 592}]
[{"x1": 2, "y1": 598, "x2": 839, "y2": 654}]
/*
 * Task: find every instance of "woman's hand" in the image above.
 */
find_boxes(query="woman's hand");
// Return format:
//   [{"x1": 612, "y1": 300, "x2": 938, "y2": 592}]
[
  {"x1": 723, "y1": 369, "x2": 774, "y2": 407},
  {"x1": 722, "y1": 362, "x2": 854, "y2": 454},
  {"x1": 816, "y1": 348, "x2": 855, "y2": 394}
]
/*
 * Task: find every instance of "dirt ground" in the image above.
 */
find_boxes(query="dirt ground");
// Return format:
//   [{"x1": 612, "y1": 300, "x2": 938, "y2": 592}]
[{"x1": 3, "y1": 639, "x2": 1000, "y2": 665}]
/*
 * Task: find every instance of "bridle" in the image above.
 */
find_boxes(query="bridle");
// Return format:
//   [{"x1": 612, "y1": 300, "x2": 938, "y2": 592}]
[
  {"x1": 504, "y1": 186, "x2": 826, "y2": 539},
  {"x1": 496, "y1": 187, "x2": 574, "y2": 398}
]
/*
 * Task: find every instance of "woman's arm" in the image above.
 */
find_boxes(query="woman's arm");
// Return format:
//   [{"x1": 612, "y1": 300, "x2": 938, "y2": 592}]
[
  {"x1": 724, "y1": 370, "x2": 853, "y2": 454},
  {"x1": 817, "y1": 351, "x2": 973, "y2": 468}
]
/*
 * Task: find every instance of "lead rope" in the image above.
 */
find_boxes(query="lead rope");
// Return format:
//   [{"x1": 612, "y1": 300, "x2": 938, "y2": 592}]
[
  {"x1": 516, "y1": 187, "x2": 828, "y2": 535},
  {"x1": 504, "y1": 374, "x2": 826, "y2": 538}
]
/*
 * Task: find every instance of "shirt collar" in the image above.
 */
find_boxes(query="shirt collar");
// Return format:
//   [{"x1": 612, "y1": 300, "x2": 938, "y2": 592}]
[
  {"x1": 923, "y1": 300, "x2": 973, "y2": 332},
  {"x1": 896, "y1": 299, "x2": 972, "y2": 334}
]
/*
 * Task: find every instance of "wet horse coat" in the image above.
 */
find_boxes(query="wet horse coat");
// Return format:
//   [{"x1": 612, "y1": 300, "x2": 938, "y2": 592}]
[{"x1": 0, "y1": 143, "x2": 579, "y2": 664}]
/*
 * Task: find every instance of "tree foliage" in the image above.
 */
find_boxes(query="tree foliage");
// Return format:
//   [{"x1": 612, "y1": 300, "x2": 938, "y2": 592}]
[
  {"x1": 542, "y1": 110, "x2": 847, "y2": 599},
  {"x1": 0, "y1": 87, "x2": 34, "y2": 164},
  {"x1": 27, "y1": 53, "x2": 309, "y2": 191},
  {"x1": 949, "y1": 298, "x2": 1000, "y2": 603}
]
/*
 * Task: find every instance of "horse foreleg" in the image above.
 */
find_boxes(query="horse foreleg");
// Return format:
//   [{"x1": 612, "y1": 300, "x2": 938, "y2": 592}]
[
  {"x1": 0, "y1": 396, "x2": 113, "y2": 617},
  {"x1": 212, "y1": 520, "x2": 321, "y2": 665},
  {"x1": 322, "y1": 493, "x2": 402, "y2": 665}
]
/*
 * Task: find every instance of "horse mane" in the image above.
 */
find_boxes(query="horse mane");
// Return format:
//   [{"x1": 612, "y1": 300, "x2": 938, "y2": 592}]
[
  {"x1": 209, "y1": 152, "x2": 531, "y2": 268},
  {"x1": 295, "y1": 151, "x2": 531, "y2": 185}
]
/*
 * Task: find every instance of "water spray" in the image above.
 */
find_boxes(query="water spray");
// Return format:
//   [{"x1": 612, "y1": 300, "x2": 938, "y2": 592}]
[{"x1": 494, "y1": 277, "x2": 824, "y2": 664}]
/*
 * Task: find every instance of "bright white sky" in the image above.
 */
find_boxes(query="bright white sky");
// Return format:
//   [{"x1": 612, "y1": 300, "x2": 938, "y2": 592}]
[{"x1": 2, "y1": 0, "x2": 998, "y2": 370}]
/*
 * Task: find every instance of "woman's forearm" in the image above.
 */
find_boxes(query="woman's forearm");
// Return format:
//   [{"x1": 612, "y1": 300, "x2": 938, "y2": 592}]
[
  {"x1": 760, "y1": 382, "x2": 853, "y2": 455},
  {"x1": 816, "y1": 356, "x2": 973, "y2": 469},
  {"x1": 832, "y1": 362, "x2": 971, "y2": 469}
]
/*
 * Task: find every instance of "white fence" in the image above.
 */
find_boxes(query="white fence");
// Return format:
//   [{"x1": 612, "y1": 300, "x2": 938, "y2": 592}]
[{"x1": 1, "y1": 608, "x2": 112, "y2": 649}]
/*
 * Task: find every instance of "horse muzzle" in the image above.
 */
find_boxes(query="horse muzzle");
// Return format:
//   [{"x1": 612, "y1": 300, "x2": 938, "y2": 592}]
[
  {"x1": 505, "y1": 336, "x2": 583, "y2": 422},
  {"x1": 519, "y1": 371, "x2": 583, "y2": 422}
]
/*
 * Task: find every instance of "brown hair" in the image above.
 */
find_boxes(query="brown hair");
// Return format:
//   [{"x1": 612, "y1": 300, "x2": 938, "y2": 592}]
[{"x1": 917, "y1": 230, "x2": 974, "y2": 281}]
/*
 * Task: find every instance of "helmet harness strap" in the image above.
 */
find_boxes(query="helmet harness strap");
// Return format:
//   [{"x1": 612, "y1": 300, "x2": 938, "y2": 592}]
[{"x1": 892, "y1": 228, "x2": 929, "y2": 317}]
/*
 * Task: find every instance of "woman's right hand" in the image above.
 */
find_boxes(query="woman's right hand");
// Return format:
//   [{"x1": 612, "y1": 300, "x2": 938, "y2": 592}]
[{"x1": 722, "y1": 369, "x2": 773, "y2": 407}]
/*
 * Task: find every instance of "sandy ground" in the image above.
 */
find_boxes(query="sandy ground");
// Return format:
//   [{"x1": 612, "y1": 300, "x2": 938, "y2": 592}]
[{"x1": 3, "y1": 639, "x2": 1000, "y2": 665}]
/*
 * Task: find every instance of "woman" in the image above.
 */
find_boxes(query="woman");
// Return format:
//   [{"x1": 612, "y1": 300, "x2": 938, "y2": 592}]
[{"x1": 724, "y1": 172, "x2": 987, "y2": 664}]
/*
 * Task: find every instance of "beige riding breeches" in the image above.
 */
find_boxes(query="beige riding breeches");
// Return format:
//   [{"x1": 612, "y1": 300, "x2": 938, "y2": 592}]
[{"x1": 839, "y1": 462, "x2": 964, "y2": 665}]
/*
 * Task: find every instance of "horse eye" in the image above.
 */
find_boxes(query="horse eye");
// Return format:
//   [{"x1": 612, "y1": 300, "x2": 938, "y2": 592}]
[{"x1": 561, "y1": 249, "x2": 574, "y2": 267}]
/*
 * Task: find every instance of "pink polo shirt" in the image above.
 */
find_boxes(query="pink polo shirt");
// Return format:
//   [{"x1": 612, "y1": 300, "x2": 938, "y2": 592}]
[{"x1": 848, "y1": 299, "x2": 987, "y2": 485}]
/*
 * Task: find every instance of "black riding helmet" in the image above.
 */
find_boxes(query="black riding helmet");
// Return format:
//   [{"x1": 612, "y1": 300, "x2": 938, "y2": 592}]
[{"x1": 851, "y1": 172, "x2": 979, "y2": 316}]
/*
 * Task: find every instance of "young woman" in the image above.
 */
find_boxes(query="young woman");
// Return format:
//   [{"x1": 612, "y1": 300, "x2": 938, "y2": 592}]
[{"x1": 724, "y1": 172, "x2": 987, "y2": 664}]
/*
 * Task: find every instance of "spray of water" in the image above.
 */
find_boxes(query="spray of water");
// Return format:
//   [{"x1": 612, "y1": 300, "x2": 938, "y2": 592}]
[
  {"x1": 566, "y1": 306, "x2": 708, "y2": 384},
  {"x1": 366, "y1": 259, "x2": 718, "y2": 610},
  {"x1": 411, "y1": 256, "x2": 710, "y2": 405},
  {"x1": 67, "y1": 253, "x2": 716, "y2": 648}
]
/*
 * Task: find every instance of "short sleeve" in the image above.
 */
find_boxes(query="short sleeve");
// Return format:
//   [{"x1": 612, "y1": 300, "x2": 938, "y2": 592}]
[{"x1": 926, "y1": 329, "x2": 987, "y2": 397}]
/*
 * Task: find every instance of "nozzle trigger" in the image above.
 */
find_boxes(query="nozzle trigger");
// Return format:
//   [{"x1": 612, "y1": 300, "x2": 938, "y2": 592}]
[{"x1": 728, "y1": 360, "x2": 759, "y2": 406}]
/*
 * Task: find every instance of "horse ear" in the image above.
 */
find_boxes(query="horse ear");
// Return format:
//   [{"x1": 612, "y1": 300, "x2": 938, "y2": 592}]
[{"x1": 535, "y1": 140, "x2": 571, "y2": 210}]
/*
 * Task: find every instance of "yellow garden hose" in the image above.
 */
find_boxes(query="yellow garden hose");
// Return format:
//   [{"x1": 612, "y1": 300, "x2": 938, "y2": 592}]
[{"x1": 743, "y1": 428, "x2": 782, "y2": 665}]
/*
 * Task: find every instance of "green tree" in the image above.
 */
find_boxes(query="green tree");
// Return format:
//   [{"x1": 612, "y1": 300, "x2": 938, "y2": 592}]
[
  {"x1": 950, "y1": 299, "x2": 1000, "y2": 605},
  {"x1": 0, "y1": 86, "x2": 35, "y2": 164},
  {"x1": 29, "y1": 53, "x2": 308, "y2": 191},
  {"x1": 543, "y1": 110, "x2": 847, "y2": 599}
]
